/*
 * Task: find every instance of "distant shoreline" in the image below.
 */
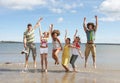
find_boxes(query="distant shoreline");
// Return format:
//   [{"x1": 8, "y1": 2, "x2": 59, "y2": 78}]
[
  {"x1": 0, "y1": 41, "x2": 22, "y2": 43},
  {"x1": 0, "y1": 41, "x2": 120, "y2": 45}
]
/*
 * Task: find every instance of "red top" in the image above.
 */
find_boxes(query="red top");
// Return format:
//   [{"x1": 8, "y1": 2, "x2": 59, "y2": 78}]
[{"x1": 76, "y1": 43, "x2": 80, "y2": 48}]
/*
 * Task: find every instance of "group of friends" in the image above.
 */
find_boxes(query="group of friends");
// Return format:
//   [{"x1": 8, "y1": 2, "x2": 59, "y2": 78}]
[{"x1": 22, "y1": 16, "x2": 98, "y2": 72}]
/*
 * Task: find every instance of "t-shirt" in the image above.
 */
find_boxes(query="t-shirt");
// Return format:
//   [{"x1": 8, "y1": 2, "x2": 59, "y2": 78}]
[
  {"x1": 72, "y1": 48, "x2": 79, "y2": 55},
  {"x1": 24, "y1": 29, "x2": 35, "y2": 43}
]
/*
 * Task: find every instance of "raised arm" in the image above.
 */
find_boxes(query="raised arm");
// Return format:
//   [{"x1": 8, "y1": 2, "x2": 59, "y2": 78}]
[
  {"x1": 95, "y1": 15, "x2": 98, "y2": 31},
  {"x1": 34, "y1": 17, "x2": 43, "y2": 30},
  {"x1": 83, "y1": 17, "x2": 87, "y2": 32},
  {"x1": 39, "y1": 24, "x2": 42, "y2": 42},
  {"x1": 74, "y1": 29, "x2": 78, "y2": 40},
  {"x1": 65, "y1": 29, "x2": 67, "y2": 40},
  {"x1": 50, "y1": 24, "x2": 53, "y2": 36},
  {"x1": 47, "y1": 25, "x2": 52, "y2": 38}
]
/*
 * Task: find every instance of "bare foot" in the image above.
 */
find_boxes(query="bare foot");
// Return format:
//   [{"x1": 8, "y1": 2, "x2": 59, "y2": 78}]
[
  {"x1": 65, "y1": 69, "x2": 70, "y2": 72},
  {"x1": 55, "y1": 61, "x2": 57, "y2": 65},
  {"x1": 34, "y1": 63, "x2": 37, "y2": 68},
  {"x1": 41, "y1": 68, "x2": 44, "y2": 72},
  {"x1": 24, "y1": 64, "x2": 28, "y2": 69},
  {"x1": 84, "y1": 63, "x2": 87, "y2": 68},
  {"x1": 45, "y1": 69, "x2": 48, "y2": 72},
  {"x1": 57, "y1": 61, "x2": 59, "y2": 65},
  {"x1": 93, "y1": 63, "x2": 96, "y2": 69}
]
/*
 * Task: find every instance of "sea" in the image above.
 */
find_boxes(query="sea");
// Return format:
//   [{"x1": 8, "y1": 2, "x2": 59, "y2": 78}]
[{"x1": 0, "y1": 43, "x2": 120, "y2": 70}]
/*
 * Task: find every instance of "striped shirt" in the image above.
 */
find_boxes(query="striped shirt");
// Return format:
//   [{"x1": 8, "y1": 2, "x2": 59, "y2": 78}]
[{"x1": 24, "y1": 29, "x2": 35, "y2": 43}]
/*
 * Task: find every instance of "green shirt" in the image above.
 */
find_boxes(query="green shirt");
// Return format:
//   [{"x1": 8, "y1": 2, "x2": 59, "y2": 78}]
[
  {"x1": 86, "y1": 30, "x2": 95, "y2": 42},
  {"x1": 24, "y1": 29, "x2": 35, "y2": 43}
]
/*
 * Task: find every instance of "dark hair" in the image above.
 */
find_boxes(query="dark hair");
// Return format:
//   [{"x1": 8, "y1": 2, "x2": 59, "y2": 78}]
[
  {"x1": 76, "y1": 36, "x2": 81, "y2": 44},
  {"x1": 87, "y1": 22, "x2": 95, "y2": 29},
  {"x1": 27, "y1": 24, "x2": 32, "y2": 28},
  {"x1": 67, "y1": 38, "x2": 71, "y2": 44},
  {"x1": 51, "y1": 30, "x2": 60, "y2": 36}
]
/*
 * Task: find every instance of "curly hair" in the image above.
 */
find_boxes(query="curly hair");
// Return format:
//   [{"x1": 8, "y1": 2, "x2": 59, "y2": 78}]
[
  {"x1": 51, "y1": 30, "x2": 60, "y2": 36},
  {"x1": 87, "y1": 22, "x2": 95, "y2": 29}
]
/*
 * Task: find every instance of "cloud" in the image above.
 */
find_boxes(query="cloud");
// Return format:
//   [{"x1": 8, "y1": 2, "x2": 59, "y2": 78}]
[
  {"x1": 99, "y1": 16, "x2": 120, "y2": 22},
  {"x1": 0, "y1": 0, "x2": 84, "y2": 13},
  {"x1": 0, "y1": 0, "x2": 46, "y2": 10},
  {"x1": 50, "y1": 8, "x2": 63, "y2": 14},
  {"x1": 71, "y1": 10, "x2": 77, "y2": 13},
  {"x1": 98, "y1": 0, "x2": 120, "y2": 21},
  {"x1": 57, "y1": 17, "x2": 64, "y2": 23}
]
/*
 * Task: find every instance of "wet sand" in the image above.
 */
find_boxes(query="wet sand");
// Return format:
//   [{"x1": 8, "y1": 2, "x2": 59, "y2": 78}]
[{"x1": 0, "y1": 63, "x2": 120, "y2": 83}]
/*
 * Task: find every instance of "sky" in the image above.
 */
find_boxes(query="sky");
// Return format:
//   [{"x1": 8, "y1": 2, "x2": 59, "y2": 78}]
[{"x1": 0, "y1": 0, "x2": 120, "y2": 43}]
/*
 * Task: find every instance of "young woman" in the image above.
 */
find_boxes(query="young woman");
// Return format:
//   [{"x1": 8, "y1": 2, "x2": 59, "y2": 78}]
[
  {"x1": 62, "y1": 30, "x2": 71, "y2": 72},
  {"x1": 70, "y1": 29, "x2": 83, "y2": 72},
  {"x1": 39, "y1": 23, "x2": 51, "y2": 72},
  {"x1": 73, "y1": 29, "x2": 84, "y2": 59},
  {"x1": 50, "y1": 24, "x2": 62, "y2": 65}
]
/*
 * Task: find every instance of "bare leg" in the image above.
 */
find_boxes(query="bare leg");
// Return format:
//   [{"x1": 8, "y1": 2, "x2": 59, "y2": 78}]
[
  {"x1": 78, "y1": 50, "x2": 84, "y2": 59},
  {"x1": 41, "y1": 54, "x2": 44, "y2": 71},
  {"x1": 44, "y1": 54, "x2": 48, "y2": 72},
  {"x1": 62, "y1": 64, "x2": 69, "y2": 72},
  {"x1": 54, "y1": 49, "x2": 61, "y2": 65},
  {"x1": 33, "y1": 56, "x2": 36, "y2": 68},
  {"x1": 85, "y1": 55, "x2": 89, "y2": 68},
  {"x1": 52, "y1": 50, "x2": 57, "y2": 64},
  {"x1": 52, "y1": 50, "x2": 60, "y2": 65},
  {"x1": 25, "y1": 55, "x2": 28, "y2": 69},
  {"x1": 92, "y1": 55, "x2": 96, "y2": 69}
]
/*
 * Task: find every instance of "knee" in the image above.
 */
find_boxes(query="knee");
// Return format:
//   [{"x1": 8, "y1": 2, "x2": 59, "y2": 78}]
[{"x1": 92, "y1": 55, "x2": 96, "y2": 59}]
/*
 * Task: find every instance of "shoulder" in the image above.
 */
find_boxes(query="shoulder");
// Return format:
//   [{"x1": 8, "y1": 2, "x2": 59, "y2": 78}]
[{"x1": 24, "y1": 30, "x2": 28, "y2": 35}]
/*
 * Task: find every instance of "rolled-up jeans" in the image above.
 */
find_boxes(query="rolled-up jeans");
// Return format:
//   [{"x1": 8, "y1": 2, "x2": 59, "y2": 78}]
[{"x1": 25, "y1": 43, "x2": 37, "y2": 58}]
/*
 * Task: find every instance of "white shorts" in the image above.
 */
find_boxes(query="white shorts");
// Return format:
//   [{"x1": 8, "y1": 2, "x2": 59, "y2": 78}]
[{"x1": 40, "y1": 47, "x2": 48, "y2": 54}]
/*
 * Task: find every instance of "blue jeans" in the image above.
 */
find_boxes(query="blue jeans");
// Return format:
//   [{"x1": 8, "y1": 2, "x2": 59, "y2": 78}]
[{"x1": 70, "y1": 55, "x2": 78, "y2": 68}]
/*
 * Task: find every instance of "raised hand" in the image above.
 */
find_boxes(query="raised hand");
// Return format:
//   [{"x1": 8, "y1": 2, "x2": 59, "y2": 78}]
[
  {"x1": 84, "y1": 17, "x2": 86, "y2": 21},
  {"x1": 50, "y1": 24, "x2": 53, "y2": 28},
  {"x1": 95, "y1": 15, "x2": 98, "y2": 31},
  {"x1": 34, "y1": 17, "x2": 43, "y2": 29},
  {"x1": 95, "y1": 15, "x2": 97, "y2": 19},
  {"x1": 65, "y1": 29, "x2": 67, "y2": 34},
  {"x1": 39, "y1": 17, "x2": 43, "y2": 22},
  {"x1": 76, "y1": 29, "x2": 78, "y2": 33}
]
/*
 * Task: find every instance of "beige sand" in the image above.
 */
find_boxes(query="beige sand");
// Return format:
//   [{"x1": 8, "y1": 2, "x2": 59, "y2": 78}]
[{"x1": 0, "y1": 63, "x2": 120, "y2": 83}]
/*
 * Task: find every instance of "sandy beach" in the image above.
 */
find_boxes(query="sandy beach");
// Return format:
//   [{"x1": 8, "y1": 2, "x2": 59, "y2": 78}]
[
  {"x1": 0, "y1": 43, "x2": 120, "y2": 83},
  {"x1": 0, "y1": 62, "x2": 120, "y2": 83}
]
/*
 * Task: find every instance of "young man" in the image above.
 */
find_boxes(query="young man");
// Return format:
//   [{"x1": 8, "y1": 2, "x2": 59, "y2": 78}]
[
  {"x1": 23, "y1": 18, "x2": 43, "y2": 69},
  {"x1": 83, "y1": 16, "x2": 98, "y2": 69}
]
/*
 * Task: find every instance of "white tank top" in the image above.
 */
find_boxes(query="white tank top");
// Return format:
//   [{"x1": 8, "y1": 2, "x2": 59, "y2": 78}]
[{"x1": 52, "y1": 40, "x2": 60, "y2": 50}]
